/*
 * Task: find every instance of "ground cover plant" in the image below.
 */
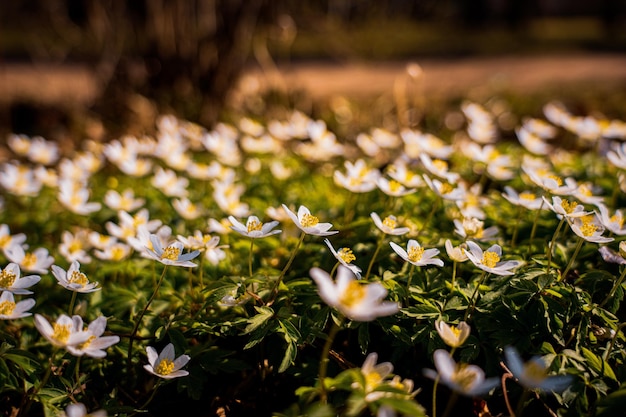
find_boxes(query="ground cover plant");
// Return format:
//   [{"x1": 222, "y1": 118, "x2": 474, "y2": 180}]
[{"x1": 1, "y1": 96, "x2": 626, "y2": 417}]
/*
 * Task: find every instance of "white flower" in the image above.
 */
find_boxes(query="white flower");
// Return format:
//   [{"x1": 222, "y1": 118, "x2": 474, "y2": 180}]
[
  {"x1": 144, "y1": 235, "x2": 200, "y2": 267},
  {"x1": 93, "y1": 242, "x2": 132, "y2": 262},
  {"x1": 66, "y1": 316, "x2": 120, "y2": 358},
  {"x1": 0, "y1": 291, "x2": 35, "y2": 319},
  {"x1": 228, "y1": 215, "x2": 281, "y2": 238},
  {"x1": 151, "y1": 167, "x2": 189, "y2": 198},
  {"x1": 401, "y1": 130, "x2": 454, "y2": 160},
  {"x1": 386, "y1": 159, "x2": 424, "y2": 188},
  {"x1": 333, "y1": 159, "x2": 380, "y2": 193},
  {"x1": 464, "y1": 241, "x2": 522, "y2": 276},
  {"x1": 172, "y1": 197, "x2": 204, "y2": 220},
  {"x1": 357, "y1": 352, "x2": 394, "y2": 396},
  {"x1": 435, "y1": 320, "x2": 470, "y2": 348},
  {"x1": 376, "y1": 177, "x2": 416, "y2": 197},
  {"x1": 598, "y1": 246, "x2": 626, "y2": 265},
  {"x1": 65, "y1": 403, "x2": 107, "y2": 417},
  {"x1": 419, "y1": 153, "x2": 459, "y2": 183},
  {"x1": 424, "y1": 349, "x2": 499, "y2": 396},
  {"x1": 543, "y1": 196, "x2": 590, "y2": 219},
  {"x1": 596, "y1": 204, "x2": 626, "y2": 235},
  {"x1": 504, "y1": 346, "x2": 572, "y2": 393},
  {"x1": 0, "y1": 224, "x2": 27, "y2": 252},
  {"x1": 445, "y1": 240, "x2": 468, "y2": 262},
  {"x1": 389, "y1": 240, "x2": 443, "y2": 267},
  {"x1": 52, "y1": 261, "x2": 100, "y2": 293},
  {"x1": 0, "y1": 262, "x2": 41, "y2": 294},
  {"x1": 309, "y1": 266, "x2": 399, "y2": 322},
  {"x1": 502, "y1": 187, "x2": 545, "y2": 211},
  {"x1": 57, "y1": 180, "x2": 102, "y2": 215},
  {"x1": 144, "y1": 343, "x2": 190, "y2": 379},
  {"x1": 423, "y1": 175, "x2": 466, "y2": 201},
  {"x1": 453, "y1": 217, "x2": 499, "y2": 242},
  {"x1": 370, "y1": 212, "x2": 410, "y2": 236},
  {"x1": 568, "y1": 215, "x2": 614, "y2": 244},
  {"x1": 177, "y1": 231, "x2": 228, "y2": 265},
  {"x1": 104, "y1": 189, "x2": 145, "y2": 212},
  {"x1": 324, "y1": 239, "x2": 362, "y2": 278},
  {"x1": 516, "y1": 126, "x2": 552, "y2": 155},
  {"x1": 607, "y1": 141, "x2": 626, "y2": 170},
  {"x1": 4, "y1": 245, "x2": 54, "y2": 274},
  {"x1": 282, "y1": 204, "x2": 338, "y2": 236},
  {"x1": 34, "y1": 314, "x2": 91, "y2": 348}
]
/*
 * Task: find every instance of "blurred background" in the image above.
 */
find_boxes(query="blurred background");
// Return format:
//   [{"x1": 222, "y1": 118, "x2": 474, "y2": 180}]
[{"x1": 1, "y1": 0, "x2": 625, "y2": 141}]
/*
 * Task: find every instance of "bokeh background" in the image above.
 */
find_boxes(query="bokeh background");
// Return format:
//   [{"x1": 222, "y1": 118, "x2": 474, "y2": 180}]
[{"x1": 1, "y1": 0, "x2": 625, "y2": 142}]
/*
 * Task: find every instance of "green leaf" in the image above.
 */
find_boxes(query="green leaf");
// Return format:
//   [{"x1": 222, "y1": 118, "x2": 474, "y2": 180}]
[
  {"x1": 278, "y1": 341, "x2": 297, "y2": 373},
  {"x1": 581, "y1": 347, "x2": 617, "y2": 381},
  {"x1": 242, "y1": 306, "x2": 274, "y2": 335},
  {"x1": 358, "y1": 323, "x2": 370, "y2": 355},
  {"x1": 377, "y1": 397, "x2": 427, "y2": 417}
]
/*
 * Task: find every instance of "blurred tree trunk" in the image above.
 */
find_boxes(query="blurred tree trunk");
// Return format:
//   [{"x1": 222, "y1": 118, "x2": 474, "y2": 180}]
[{"x1": 90, "y1": 0, "x2": 266, "y2": 132}]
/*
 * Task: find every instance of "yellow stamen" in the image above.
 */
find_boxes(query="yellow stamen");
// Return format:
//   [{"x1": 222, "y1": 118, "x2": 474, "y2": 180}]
[
  {"x1": 482, "y1": 251, "x2": 500, "y2": 268},
  {"x1": 519, "y1": 192, "x2": 536, "y2": 200},
  {"x1": 0, "y1": 300, "x2": 16, "y2": 315},
  {"x1": 247, "y1": 219, "x2": 263, "y2": 233},
  {"x1": 339, "y1": 281, "x2": 366, "y2": 308},
  {"x1": 0, "y1": 235, "x2": 10, "y2": 248},
  {"x1": 364, "y1": 371, "x2": 383, "y2": 391},
  {"x1": 547, "y1": 175, "x2": 563, "y2": 186},
  {"x1": 389, "y1": 180, "x2": 402, "y2": 193},
  {"x1": 77, "y1": 335, "x2": 96, "y2": 350},
  {"x1": 580, "y1": 222, "x2": 597, "y2": 237},
  {"x1": 451, "y1": 363, "x2": 478, "y2": 390},
  {"x1": 53, "y1": 323, "x2": 71, "y2": 344},
  {"x1": 382, "y1": 216, "x2": 397, "y2": 229},
  {"x1": 610, "y1": 214, "x2": 624, "y2": 228},
  {"x1": 111, "y1": 246, "x2": 126, "y2": 261},
  {"x1": 22, "y1": 253, "x2": 37, "y2": 269},
  {"x1": 439, "y1": 183, "x2": 454, "y2": 195},
  {"x1": 0, "y1": 270, "x2": 17, "y2": 288},
  {"x1": 155, "y1": 358, "x2": 175, "y2": 375},
  {"x1": 161, "y1": 246, "x2": 181, "y2": 261},
  {"x1": 560, "y1": 200, "x2": 578, "y2": 214},
  {"x1": 337, "y1": 248, "x2": 356, "y2": 264},
  {"x1": 432, "y1": 159, "x2": 448, "y2": 172},
  {"x1": 68, "y1": 270, "x2": 88, "y2": 287},
  {"x1": 578, "y1": 185, "x2": 592, "y2": 197},
  {"x1": 522, "y1": 361, "x2": 547, "y2": 384},
  {"x1": 407, "y1": 245, "x2": 425, "y2": 263},
  {"x1": 300, "y1": 213, "x2": 319, "y2": 228}
]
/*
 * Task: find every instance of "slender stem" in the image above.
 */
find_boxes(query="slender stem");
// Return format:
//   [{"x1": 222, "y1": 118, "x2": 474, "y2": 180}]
[
  {"x1": 130, "y1": 380, "x2": 164, "y2": 416},
  {"x1": 560, "y1": 237, "x2": 584, "y2": 281},
  {"x1": 441, "y1": 391, "x2": 459, "y2": 417},
  {"x1": 546, "y1": 217, "x2": 566, "y2": 275},
  {"x1": 19, "y1": 348, "x2": 60, "y2": 417},
  {"x1": 449, "y1": 261, "x2": 457, "y2": 294},
  {"x1": 527, "y1": 200, "x2": 545, "y2": 257},
  {"x1": 75, "y1": 356, "x2": 85, "y2": 395},
  {"x1": 432, "y1": 375, "x2": 439, "y2": 417},
  {"x1": 463, "y1": 271, "x2": 489, "y2": 321},
  {"x1": 330, "y1": 262, "x2": 339, "y2": 279},
  {"x1": 500, "y1": 362, "x2": 517, "y2": 417},
  {"x1": 319, "y1": 317, "x2": 343, "y2": 404},
  {"x1": 510, "y1": 206, "x2": 523, "y2": 248},
  {"x1": 364, "y1": 234, "x2": 385, "y2": 280},
  {"x1": 68, "y1": 291, "x2": 78, "y2": 315},
  {"x1": 600, "y1": 266, "x2": 626, "y2": 308},
  {"x1": 268, "y1": 232, "x2": 305, "y2": 304},
  {"x1": 419, "y1": 197, "x2": 440, "y2": 235},
  {"x1": 249, "y1": 238, "x2": 255, "y2": 279},
  {"x1": 405, "y1": 264, "x2": 416, "y2": 304},
  {"x1": 199, "y1": 253, "x2": 205, "y2": 290},
  {"x1": 127, "y1": 265, "x2": 168, "y2": 372},
  {"x1": 603, "y1": 322, "x2": 626, "y2": 361}
]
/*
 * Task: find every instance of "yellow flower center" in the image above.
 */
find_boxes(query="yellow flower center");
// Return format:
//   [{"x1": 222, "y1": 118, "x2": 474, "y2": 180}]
[
  {"x1": 68, "y1": 240, "x2": 82, "y2": 253},
  {"x1": 161, "y1": 246, "x2": 181, "y2": 261},
  {"x1": 432, "y1": 159, "x2": 448, "y2": 172},
  {"x1": 560, "y1": 200, "x2": 578, "y2": 214},
  {"x1": 300, "y1": 213, "x2": 319, "y2": 228},
  {"x1": 519, "y1": 192, "x2": 536, "y2": 200},
  {"x1": 610, "y1": 214, "x2": 624, "y2": 228},
  {"x1": 339, "y1": 280, "x2": 366, "y2": 308},
  {"x1": 389, "y1": 180, "x2": 402, "y2": 193},
  {"x1": 482, "y1": 251, "x2": 500, "y2": 268},
  {"x1": 68, "y1": 270, "x2": 88, "y2": 287},
  {"x1": 0, "y1": 270, "x2": 17, "y2": 288},
  {"x1": 132, "y1": 214, "x2": 146, "y2": 228},
  {"x1": 0, "y1": 300, "x2": 16, "y2": 316},
  {"x1": 337, "y1": 248, "x2": 356, "y2": 263},
  {"x1": 78, "y1": 335, "x2": 96, "y2": 350},
  {"x1": 382, "y1": 216, "x2": 397, "y2": 229},
  {"x1": 0, "y1": 235, "x2": 10, "y2": 248},
  {"x1": 364, "y1": 370, "x2": 383, "y2": 391},
  {"x1": 22, "y1": 253, "x2": 37, "y2": 269},
  {"x1": 439, "y1": 183, "x2": 454, "y2": 195},
  {"x1": 155, "y1": 358, "x2": 175, "y2": 375},
  {"x1": 580, "y1": 221, "x2": 597, "y2": 237},
  {"x1": 407, "y1": 246, "x2": 425, "y2": 263},
  {"x1": 451, "y1": 363, "x2": 478, "y2": 390},
  {"x1": 53, "y1": 323, "x2": 71, "y2": 344},
  {"x1": 247, "y1": 220, "x2": 263, "y2": 233},
  {"x1": 111, "y1": 246, "x2": 126, "y2": 261},
  {"x1": 522, "y1": 361, "x2": 547, "y2": 384},
  {"x1": 578, "y1": 185, "x2": 592, "y2": 197},
  {"x1": 548, "y1": 175, "x2": 563, "y2": 186}
]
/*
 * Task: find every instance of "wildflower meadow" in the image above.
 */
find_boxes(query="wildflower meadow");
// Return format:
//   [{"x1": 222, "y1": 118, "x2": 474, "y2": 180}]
[{"x1": 2, "y1": 97, "x2": 626, "y2": 417}]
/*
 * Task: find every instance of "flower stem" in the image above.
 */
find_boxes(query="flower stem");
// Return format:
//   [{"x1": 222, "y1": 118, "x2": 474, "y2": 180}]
[
  {"x1": 319, "y1": 316, "x2": 343, "y2": 404},
  {"x1": 364, "y1": 234, "x2": 385, "y2": 280},
  {"x1": 406, "y1": 264, "x2": 416, "y2": 297},
  {"x1": 600, "y1": 266, "x2": 626, "y2": 308},
  {"x1": 449, "y1": 261, "x2": 458, "y2": 294},
  {"x1": 560, "y1": 237, "x2": 584, "y2": 281},
  {"x1": 127, "y1": 265, "x2": 168, "y2": 373},
  {"x1": 68, "y1": 291, "x2": 78, "y2": 315},
  {"x1": 463, "y1": 271, "x2": 488, "y2": 321},
  {"x1": 249, "y1": 238, "x2": 255, "y2": 279},
  {"x1": 546, "y1": 217, "x2": 566, "y2": 275},
  {"x1": 330, "y1": 262, "x2": 339, "y2": 279},
  {"x1": 510, "y1": 206, "x2": 523, "y2": 248},
  {"x1": 268, "y1": 232, "x2": 305, "y2": 304},
  {"x1": 527, "y1": 200, "x2": 545, "y2": 257}
]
